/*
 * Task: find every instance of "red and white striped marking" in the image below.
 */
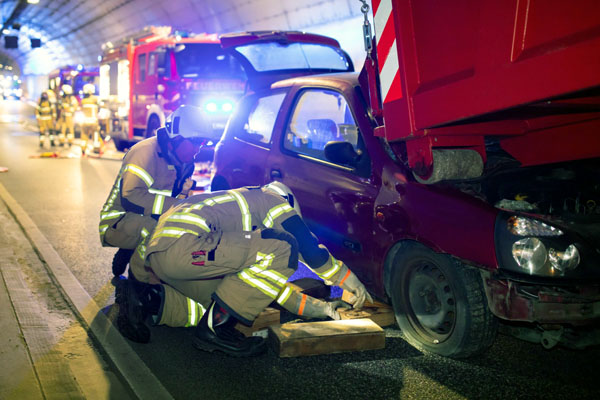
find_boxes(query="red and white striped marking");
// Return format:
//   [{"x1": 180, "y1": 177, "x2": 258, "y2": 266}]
[{"x1": 372, "y1": 0, "x2": 403, "y2": 103}]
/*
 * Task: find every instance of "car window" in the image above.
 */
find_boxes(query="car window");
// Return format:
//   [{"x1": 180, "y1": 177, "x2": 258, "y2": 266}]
[
  {"x1": 148, "y1": 52, "x2": 157, "y2": 76},
  {"x1": 235, "y1": 92, "x2": 286, "y2": 146},
  {"x1": 138, "y1": 53, "x2": 146, "y2": 82},
  {"x1": 284, "y1": 89, "x2": 360, "y2": 162}
]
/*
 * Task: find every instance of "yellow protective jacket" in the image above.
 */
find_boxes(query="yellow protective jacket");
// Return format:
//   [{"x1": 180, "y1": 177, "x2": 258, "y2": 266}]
[
  {"x1": 60, "y1": 95, "x2": 79, "y2": 117},
  {"x1": 36, "y1": 99, "x2": 55, "y2": 120},
  {"x1": 145, "y1": 187, "x2": 344, "y2": 282},
  {"x1": 81, "y1": 95, "x2": 98, "y2": 122},
  {"x1": 99, "y1": 136, "x2": 195, "y2": 245}
]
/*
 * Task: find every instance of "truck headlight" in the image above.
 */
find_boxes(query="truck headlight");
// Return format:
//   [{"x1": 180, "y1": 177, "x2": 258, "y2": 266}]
[{"x1": 496, "y1": 213, "x2": 581, "y2": 277}]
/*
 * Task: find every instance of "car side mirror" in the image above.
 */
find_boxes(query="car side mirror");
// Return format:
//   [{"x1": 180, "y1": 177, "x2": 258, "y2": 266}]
[{"x1": 324, "y1": 141, "x2": 359, "y2": 166}]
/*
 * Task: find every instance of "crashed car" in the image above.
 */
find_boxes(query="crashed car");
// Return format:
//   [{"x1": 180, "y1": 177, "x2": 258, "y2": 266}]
[{"x1": 211, "y1": 31, "x2": 600, "y2": 358}]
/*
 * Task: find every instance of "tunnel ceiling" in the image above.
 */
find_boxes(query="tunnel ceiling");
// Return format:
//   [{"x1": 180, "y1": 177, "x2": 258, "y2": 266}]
[{"x1": 0, "y1": 0, "x2": 364, "y2": 75}]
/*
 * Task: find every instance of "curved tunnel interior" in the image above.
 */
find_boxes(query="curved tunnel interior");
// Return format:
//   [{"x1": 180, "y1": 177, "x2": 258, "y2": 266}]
[{"x1": 0, "y1": 0, "x2": 371, "y2": 99}]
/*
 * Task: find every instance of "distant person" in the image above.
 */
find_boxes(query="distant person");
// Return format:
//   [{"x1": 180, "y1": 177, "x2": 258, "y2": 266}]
[
  {"x1": 36, "y1": 91, "x2": 56, "y2": 148},
  {"x1": 80, "y1": 83, "x2": 100, "y2": 154},
  {"x1": 58, "y1": 84, "x2": 78, "y2": 146}
]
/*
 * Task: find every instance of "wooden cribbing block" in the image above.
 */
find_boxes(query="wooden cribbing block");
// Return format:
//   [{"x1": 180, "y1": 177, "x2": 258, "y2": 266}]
[
  {"x1": 340, "y1": 290, "x2": 396, "y2": 327},
  {"x1": 269, "y1": 318, "x2": 385, "y2": 357},
  {"x1": 236, "y1": 307, "x2": 280, "y2": 337}
]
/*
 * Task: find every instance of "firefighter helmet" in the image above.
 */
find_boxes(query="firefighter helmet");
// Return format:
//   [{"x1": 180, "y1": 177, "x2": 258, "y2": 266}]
[
  {"x1": 263, "y1": 181, "x2": 302, "y2": 216},
  {"x1": 164, "y1": 105, "x2": 216, "y2": 143},
  {"x1": 83, "y1": 83, "x2": 95, "y2": 95},
  {"x1": 62, "y1": 84, "x2": 73, "y2": 95}
]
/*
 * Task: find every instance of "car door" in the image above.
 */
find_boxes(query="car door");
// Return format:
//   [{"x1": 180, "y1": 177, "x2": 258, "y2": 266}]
[
  {"x1": 212, "y1": 88, "x2": 288, "y2": 190},
  {"x1": 265, "y1": 85, "x2": 380, "y2": 286},
  {"x1": 213, "y1": 30, "x2": 355, "y2": 189}
]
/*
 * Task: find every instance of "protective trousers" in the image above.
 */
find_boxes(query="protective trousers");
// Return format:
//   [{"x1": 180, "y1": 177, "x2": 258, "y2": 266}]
[
  {"x1": 37, "y1": 117, "x2": 54, "y2": 145},
  {"x1": 149, "y1": 229, "x2": 294, "y2": 325},
  {"x1": 61, "y1": 115, "x2": 75, "y2": 145},
  {"x1": 80, "y1": 122, "x2": 98, "y2": 151}
]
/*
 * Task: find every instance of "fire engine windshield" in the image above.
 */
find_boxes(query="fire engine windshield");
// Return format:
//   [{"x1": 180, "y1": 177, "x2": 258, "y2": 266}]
[
  {"x1": 234, "y1": 42, "x2": 351, "y2": 72},
  {"x1": 174, "y1": 43, "x2": 245, "y2": 79}
]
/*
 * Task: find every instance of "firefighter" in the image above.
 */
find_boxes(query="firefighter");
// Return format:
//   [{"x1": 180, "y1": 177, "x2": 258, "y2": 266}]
[
  {"x1": 58, "y1": 84, "x2": 78, "y2": 146},
  {"x1": 99, "y1": 105, "x2": 213, "y2": 278},
  {"x1": 36, "y1": 91, "x2": 56, "y2": 148},
  {"x1": 80, "y1": 83, "x2": 101, "y2": 154},
  {"x1": 118, "y1": 182, "x2": 372, "y2": 356}
]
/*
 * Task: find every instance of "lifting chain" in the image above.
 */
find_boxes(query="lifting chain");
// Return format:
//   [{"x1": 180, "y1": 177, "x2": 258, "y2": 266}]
[{"x1": 358, "y1": 0, "x2": 373, "y2": 58}]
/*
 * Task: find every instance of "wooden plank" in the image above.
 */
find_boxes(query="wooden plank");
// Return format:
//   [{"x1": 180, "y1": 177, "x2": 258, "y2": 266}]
[
  {"x1": 236, "y1": 307, "x2": 280, "y2": 337},
  {"x1": 269, "y1": 318, "x2": 385, "y2": 357},
  {"x1": 339, "y1": 290, "x2": 396, "y2": 327}
]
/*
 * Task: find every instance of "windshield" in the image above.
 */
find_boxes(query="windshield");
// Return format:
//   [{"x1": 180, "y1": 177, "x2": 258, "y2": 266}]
[
  {"x1": 74, "y1": 75, "x2": 99, "y2": 95},
  {"x1": 234, "y1": 42, "x2": 351, "y2": 72},
  {"x1": 174, "y1": 43, "x2": 246, "y2": 79}
]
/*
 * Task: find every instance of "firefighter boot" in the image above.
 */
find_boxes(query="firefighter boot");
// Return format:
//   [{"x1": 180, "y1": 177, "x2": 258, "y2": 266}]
[
  {"x1": 115, "y1": 279, "x2": 151, "y2": 343},
  {"x1": 194, "y1": 301, "x2": 266, "y2": 357},
  {"x1": 112, "y1": 248, "x2": 134, "y2": 276}
]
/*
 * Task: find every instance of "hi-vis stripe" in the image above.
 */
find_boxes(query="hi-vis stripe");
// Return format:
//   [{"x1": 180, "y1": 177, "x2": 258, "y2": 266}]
[
  {"x1": 136, "y1": 227, "x2": 150, "y2": 260},
  {"x1": 262, "y1": 203, "x2": 293, "y2": 228},
  {"x1": 150, "y1": 188, "x2": 172, "y2": 215},
  {"x1": 237, "y1": 252, "x2": 285, "y2": 299},
  {"x1": 373, "y1": 0, "x2": 403, "y2": 103},
  {"x1": 124, "y1": 164, "x2": 153, "y2": 187},
  {"x1": 276, "y1": 285, "x2": 293, "y2": 306},
  {"x1": 167, "y1": 212, "x2": 211, "y2": 232},
  {"x1": 316, "y1": 256, "x2": 342, "y2": 281},
  {"x1": 229, "y1": 190, "x2": 252, "y2": 231},
  {"x1": 185, "y1": 297, "x2": 206, "y2": 327}
]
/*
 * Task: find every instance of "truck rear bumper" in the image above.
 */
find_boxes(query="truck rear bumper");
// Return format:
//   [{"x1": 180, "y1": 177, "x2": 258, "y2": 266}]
[{"x1": 482, "y1": 275, "x2": 600, "y2": 325}]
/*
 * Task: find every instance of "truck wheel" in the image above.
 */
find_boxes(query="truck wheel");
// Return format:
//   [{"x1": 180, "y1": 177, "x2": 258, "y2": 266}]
[
  {"x1": 146, "y1": 115, "x2": 161, "y2": 138},
  {"x1": 390, "y1": 242, "x2": 497, "y2": 358}
]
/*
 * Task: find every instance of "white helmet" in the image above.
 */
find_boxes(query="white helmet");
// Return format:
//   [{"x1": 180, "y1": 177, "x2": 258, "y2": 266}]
[
  {"x1": 83, "y1": 83, "x2": 95, "y2": 95},
  {"x1": 164, "y1": 105, "x2": 217, "y2": 142},
  {"x1": 62, "y1": 84, "x2": 73, "y2": 95},
  {"x1": 264, "y1": 181, "x2": 302, "y2": 216}
]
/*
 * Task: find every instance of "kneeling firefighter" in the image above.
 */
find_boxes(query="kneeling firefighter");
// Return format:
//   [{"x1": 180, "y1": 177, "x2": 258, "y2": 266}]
[
  {"x1": 117, "y1": 182, "x2": 372, "y2": 356},
  {"x1": 99, "y1": 105, "x2": 213, "y2": 277}
]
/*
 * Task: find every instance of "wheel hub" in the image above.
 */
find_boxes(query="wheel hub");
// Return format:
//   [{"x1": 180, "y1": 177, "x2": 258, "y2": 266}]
[{"x1": 407, "y1": 264, "x2": 456, "y2": 336}]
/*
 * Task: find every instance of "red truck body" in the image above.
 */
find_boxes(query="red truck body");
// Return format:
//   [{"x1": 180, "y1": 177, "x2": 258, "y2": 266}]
[{"x1": 370, "y1": 0, "x2": 600, "y2": 179}]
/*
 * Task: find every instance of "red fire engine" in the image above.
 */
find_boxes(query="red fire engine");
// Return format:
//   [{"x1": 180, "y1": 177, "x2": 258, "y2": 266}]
[
  {"x1": 48, "y1": 64, "x2": 99, "y2": 102},
  {"x1": 99, "y1": 26, "x2": 246, "y2": 151}
]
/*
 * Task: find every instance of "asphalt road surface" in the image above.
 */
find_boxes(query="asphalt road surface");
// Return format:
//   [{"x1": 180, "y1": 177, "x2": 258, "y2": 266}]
[{"x1": 1, "y1": 98, "x2": 599, "y2": 399}]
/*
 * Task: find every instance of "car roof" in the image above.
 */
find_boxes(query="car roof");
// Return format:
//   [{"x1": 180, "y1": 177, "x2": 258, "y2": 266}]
[{"x1": 271, "y1": 71, "x2": 360, "y2": 90}]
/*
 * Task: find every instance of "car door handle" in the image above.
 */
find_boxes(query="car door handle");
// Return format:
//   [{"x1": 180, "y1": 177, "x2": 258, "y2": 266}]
[
  {"x1": 270, "y1": 169, "x2": 282, "y2": 179},
  {"x1": 343, "y1": 239, "x2": 361, "y2": 253}
]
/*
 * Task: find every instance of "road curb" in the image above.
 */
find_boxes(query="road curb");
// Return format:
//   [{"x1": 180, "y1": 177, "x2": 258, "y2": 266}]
[{"x1": 0, "y1": 182, "x2": 173, "y2": 400}]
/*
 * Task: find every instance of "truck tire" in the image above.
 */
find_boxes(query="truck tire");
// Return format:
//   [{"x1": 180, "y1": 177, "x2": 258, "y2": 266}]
[
  {"x1": 389, "y1": 242, "x2": 497, "y2": 358},
  {"x1": 146, "y1": 115, "x2": 161, "y2": 138}
]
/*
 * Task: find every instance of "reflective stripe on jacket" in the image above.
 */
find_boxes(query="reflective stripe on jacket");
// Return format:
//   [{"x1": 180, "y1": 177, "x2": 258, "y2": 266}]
[
  {"x1": 99, "y1": 136, "x2": 191, "y2": 241},
  {"x1": 146, "y1": 187, "x2": 295, "y2": 257}
]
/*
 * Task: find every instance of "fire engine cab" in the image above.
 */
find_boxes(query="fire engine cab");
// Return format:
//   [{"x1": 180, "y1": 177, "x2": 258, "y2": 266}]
[{"x1": 99, "y1": 26, "x2": 246, "y2": 151}]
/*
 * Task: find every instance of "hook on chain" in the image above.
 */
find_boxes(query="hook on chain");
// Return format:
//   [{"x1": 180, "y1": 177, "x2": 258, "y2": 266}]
[{"x1": 358, "y1": 0, "x2": 373, "y2": 56}]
